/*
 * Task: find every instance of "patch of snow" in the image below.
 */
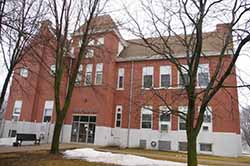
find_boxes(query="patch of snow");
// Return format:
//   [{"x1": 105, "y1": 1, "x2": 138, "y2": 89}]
[
  {"x1": 0, "y1": 137, "x2": 16, "y2": 146},
  {"x1": 64, "y1": 148, "x2": 186, "y2": 166}
]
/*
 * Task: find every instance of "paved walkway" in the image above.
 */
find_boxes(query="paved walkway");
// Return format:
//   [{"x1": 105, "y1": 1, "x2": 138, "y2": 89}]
[{"x1": 0, "y1": 143, "x2": 98, "y2": 154}]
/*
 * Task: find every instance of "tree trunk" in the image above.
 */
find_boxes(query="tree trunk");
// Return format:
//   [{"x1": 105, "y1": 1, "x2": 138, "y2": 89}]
[
  {"x1": 187, "y1": 133, "x2": 198, "y2": 166},
  {"x1": 50, "y1": 112, "x2": 64, "y2": 154},
  {"x1": 0, "y1": 70, "x2": 12, "y2": 110}
]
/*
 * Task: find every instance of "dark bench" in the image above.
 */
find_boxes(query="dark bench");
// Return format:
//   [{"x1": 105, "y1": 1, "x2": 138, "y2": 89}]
[{"x1": 13, "y1": 133, "x2": 40, "y2": 146}]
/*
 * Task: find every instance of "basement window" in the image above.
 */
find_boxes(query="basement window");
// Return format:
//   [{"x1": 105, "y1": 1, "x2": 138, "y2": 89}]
[
  {"x1": 178, "y1": 142, "x2": 187, "y2": 151},
  {"x1": 200, "y1": 143, "x2": 212, "y2": 152}
]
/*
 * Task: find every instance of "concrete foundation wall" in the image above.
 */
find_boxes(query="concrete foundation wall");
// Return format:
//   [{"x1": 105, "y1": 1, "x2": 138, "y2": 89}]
[
  {"x1": 2, "y1": 121, "x2": 241, "y2": 157},
  {"x1": 95, "y1": 126, "x2": 242, "y2": 157}
]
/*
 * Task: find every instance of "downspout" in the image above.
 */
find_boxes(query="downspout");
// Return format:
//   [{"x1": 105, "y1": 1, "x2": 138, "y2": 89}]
[
  {"x1": 61, "y1": 56, "x2": 73, "y2": 143},
  {"x1": 127, "y1": 61, "x2": 134, "y2": 148}
]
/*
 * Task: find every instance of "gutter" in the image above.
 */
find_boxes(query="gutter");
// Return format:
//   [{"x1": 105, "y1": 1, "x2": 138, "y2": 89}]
[{"x1": 127, "y1": 61, "x2": 134, "y2": 148}]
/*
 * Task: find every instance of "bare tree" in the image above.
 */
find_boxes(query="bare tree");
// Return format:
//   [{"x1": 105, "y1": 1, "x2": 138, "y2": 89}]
[
  {"x1": 123, "y1": 0, "x2": 250, "y2": 165},
  {"x1": 241, "y1": 107, "x2": 250, "y2": 149},
  {"x1": 0, "y1": 0, "x2": 45, "y2": 111},
  {"x1": 48, "y1": 0, "x2": 108, "y2": 153}
]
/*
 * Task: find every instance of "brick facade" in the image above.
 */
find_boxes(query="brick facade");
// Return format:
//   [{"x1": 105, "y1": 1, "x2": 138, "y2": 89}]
[{"x1": 2, "y1": 15, "x2": 241, "y2": 156}]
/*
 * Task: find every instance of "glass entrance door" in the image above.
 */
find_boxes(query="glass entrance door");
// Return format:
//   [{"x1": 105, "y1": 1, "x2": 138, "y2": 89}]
[{"x1": 71, "y1": 115, "x2": 96, "y2": 143}]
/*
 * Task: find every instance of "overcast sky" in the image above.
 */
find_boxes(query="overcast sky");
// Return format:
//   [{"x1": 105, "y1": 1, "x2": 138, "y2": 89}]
[{"x1": 0, "y1": 0, "x2": 250, "y2": 109}]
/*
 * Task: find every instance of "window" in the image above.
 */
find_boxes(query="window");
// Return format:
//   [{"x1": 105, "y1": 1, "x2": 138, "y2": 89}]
[
  {"x1": 117, "y1": 68, "x2": 124, "y2": 89},
  {"x1": 160, "y1": 66, "x2": 171, "y2": 88},
  {"x1": 95, "y1": 63, "x2": 103, "y2": 85},
  {"x1": 86, "y1": 49, "x2": 94, "y2": 58},
  {"x1": 178, "y1": 106, "x2": 187, "y2": 130},
  {"x1": 84, "y1": 64, "x2": 93, "y2": 85},
  {"x1": 202, "y1": 106, "x2": 212, "y2": 132},
  {"x1": 197, "y1": 64, "x2": 209, "y2": 87},
  {"x1": 50, "y1": 64, "x2": 56, "y2": 75},
  {"x1": 204, "y1": 107, "x2": 212, "y2": 123},
  {"x1": 159, "y1": 106, "x2": 171, "y2": 132},
  {"x1": 115, "y1": 106, "x2": 122, "y2": 127},
  {"x1": 179, "y1": 65, "x2": 189, "y2": 87},
  {"x1": 200, "y1": 143, "x2": 212, "y2": 152},
  {"x1": 43, "y1": 100, "x2": 54, "y2": 122},
  {"x1": 12, "y1": 100, "x2": 22, "y2": 121},
  {"x1": 8, "y1": 130, "x2": 17, "y2": 137},
  {"x1": 142, "y1": 66, "x2": 153, "y2": 88},
  {"x1": 75, "y1": 65, "x2": 83, "y2": 85},
  {"x1": 141, "y1": 106, "x2": 152, "y2": 129},
  {"x1": 20, "y1": 68, "x2": 28, "y2": 78},
  {"x1": 78, "y1": 40, "x2": 82, "y2": 47},
  {"x1": 88, "y1": 39, "x2": 95, "y2": 46},
  {"x1": 70, "y1": 48, "x2": 74, "y2": 55},
  {"x1": 97, "y1": 37, "x2": 104, "y2": 45},
  {"x1": 179, "y1": 142, "x2": 187, "y2": 151}
]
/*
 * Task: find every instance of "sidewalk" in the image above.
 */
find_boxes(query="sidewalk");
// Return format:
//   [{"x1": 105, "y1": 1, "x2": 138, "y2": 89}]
[{"x1": 0, "y1": 143, "x2": 98, "y2": 154}]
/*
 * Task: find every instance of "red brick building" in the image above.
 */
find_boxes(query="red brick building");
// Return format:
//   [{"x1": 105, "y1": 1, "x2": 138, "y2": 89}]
[{"x1": 2, "y1": 15, "x2": 241, "y2": 156}]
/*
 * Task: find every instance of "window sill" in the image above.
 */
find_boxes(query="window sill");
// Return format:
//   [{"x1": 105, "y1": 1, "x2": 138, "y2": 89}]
[
  {"x1": 178, "y1": 129, "x2": 186, "y2": 132},
  {"x1": 141, "y1": 87, "x2": 153, "y2": 90},
  {"x1": 116, "y1": 88, "x2": 124, "y2": 91},
  {"x1": 140, "y1": 128, "x2": 153, "y2": 130},
  {"x1": 200, "y1": 151, "x2": 213, "y2": 154}
]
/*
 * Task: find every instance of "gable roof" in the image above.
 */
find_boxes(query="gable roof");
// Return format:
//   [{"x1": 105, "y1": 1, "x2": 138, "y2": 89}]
[
  {"x1": 118, "y1": 29, "x2": 233, "y2": 61},
  {"x1": 73, "y1": 15, "x2": 117, "y2": 36}
]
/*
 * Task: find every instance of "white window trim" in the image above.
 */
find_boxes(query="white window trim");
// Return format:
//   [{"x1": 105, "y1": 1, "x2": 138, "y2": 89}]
[
  {"x1": 142, "y1": 66, "x2": 154, "y2": 89},
  {"x1": 159, "y1": 65, "x2": 171, "y2": 89},
  {"x1": 199, "y1": 143, "x2": 213, "y2": 154},
  {"x1": 198, "y1": 106, "x2": 212, "y2": 132},
  {"x1": 88, "y1": 39, "x2": 95, "y2": 46},
  {"x1": 115, "y1": 105, "x2": 122, "y2": 128},
  {"x1": 196, "y1": 64, "x2": 210, "y2": 88},
  {"x1": 78, "y1": 40, "x2": 82, "y2": 47},
  {"x1": 177, "y1": 65, "x2": 189, "y2": 88},
  {"x1": 117, "y1": 68, "x2": 125, "y2": 90},
  {"x1": 84, "y1": 64, "x2": 93, "y2": 85},
  {"x1": 12, "y1": 100, "x2": 23, "y2": 121},
  {"x1": 86, "y1": 49, "x2": 94, "y2": 58},
  {"x1": 42, "y1": 100, "x2": 54, "y2": 123},
  {"x1": 96, "y1": 37, "x2": 104, "y2": 45},
  {"x1": 140, "y1": 106, "x2": 153, "y2": 129},
  {"x1": 178, "y1": 106, "x2": 187, "y2": 131},
  {"x1": 95, "y1": 63, "x2": 103, "y2": 85},
  {"x1": 75, "y1": 64, "x2": 83, "y2": 86},
  {"x1": 50, "y1": 64, "x2": 56, "y2": 76},
  {"x1": 159, "y1": 106, "x2": 171, "y2": 132}
]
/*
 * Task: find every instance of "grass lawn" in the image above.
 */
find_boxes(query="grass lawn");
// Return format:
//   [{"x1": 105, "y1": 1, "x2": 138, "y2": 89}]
[
  {"x1": 98, "y1": 147, "x2": 250, "y2": 166},
  {"x1": 0, "y1": 146, "x2": 249, "y2": 166},
  {"x1": 0, "y1": 150, "x2": 114, "y2": 166}
]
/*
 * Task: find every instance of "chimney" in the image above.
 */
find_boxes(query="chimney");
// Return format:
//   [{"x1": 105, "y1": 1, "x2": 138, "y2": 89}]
[{"x1": 216, "y1": 23, "x2": 231, "y2": 34}]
